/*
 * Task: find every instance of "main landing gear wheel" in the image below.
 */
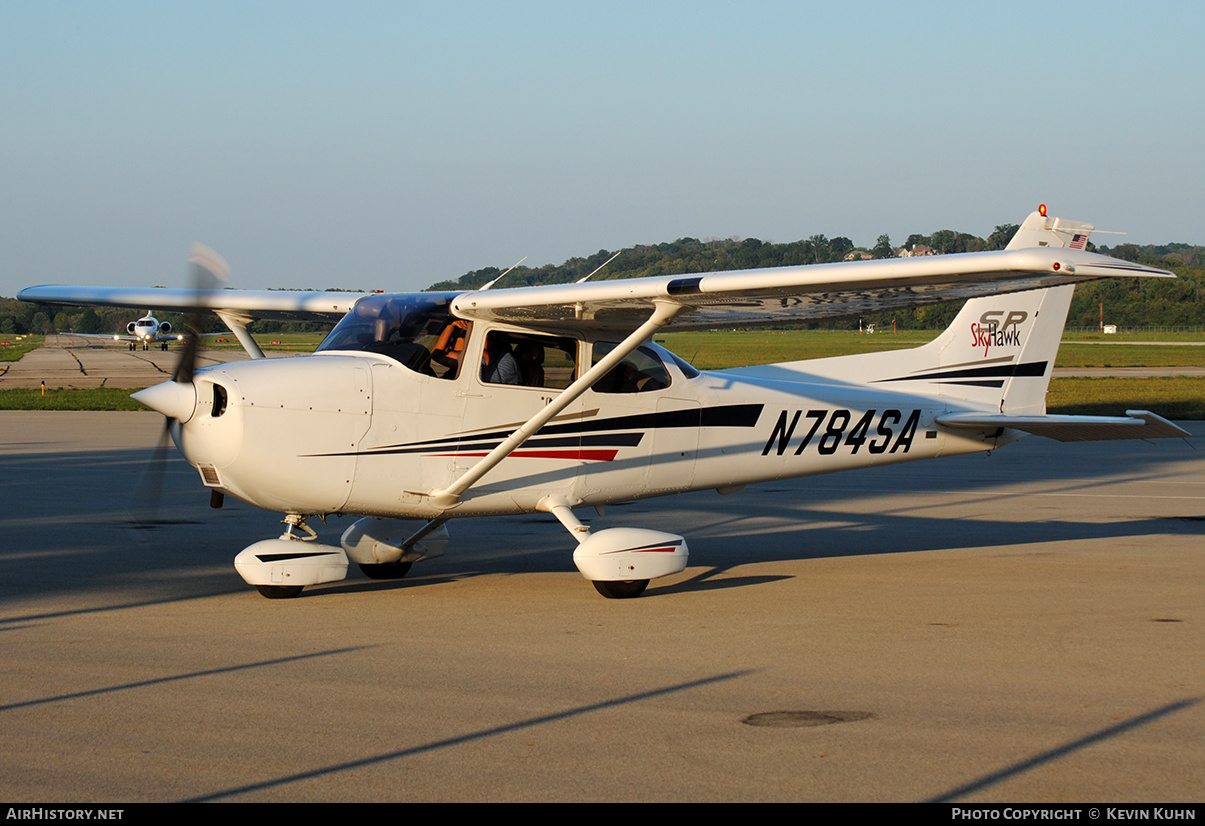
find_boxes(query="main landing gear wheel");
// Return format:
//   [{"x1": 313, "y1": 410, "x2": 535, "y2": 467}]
[
  {"x1": 592, "y1": 579, "x2": 649, "y2": 599},
  {"x1": 255, "y1": 584, "x2": 303, "y2": 599},
  {"x1": 358, "y1": 561, "x2": 413, "y2": 580}
]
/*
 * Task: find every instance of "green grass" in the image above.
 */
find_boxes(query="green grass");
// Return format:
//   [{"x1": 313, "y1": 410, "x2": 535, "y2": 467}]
[
  {"x1": 656, "y1": 330, "x2": 934, "y2": 370},
  {"x1": 1063, "y1": 330, "x2": 1205, "y2": 342},
  {"x1": 1047, "y1": 377, "x2": 1205, "y2": 419},
  {"x1": 0, "y1": 335, "x2": 43, "y2": 362},
  {"x1": 202, "y1": 332, "x2": 327, "y2": 353},
  {"x1": 0, "y1": 387, "x2": 148, "y2": 411},
  {"x1": 1056, "y1": 343, "x2": 1205, "y2": 368}
]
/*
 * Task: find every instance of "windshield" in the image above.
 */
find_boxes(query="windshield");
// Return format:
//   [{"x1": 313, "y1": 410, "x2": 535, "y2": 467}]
[{"x1": 316, "y1": 293, "x2": 468, "y2": 378}]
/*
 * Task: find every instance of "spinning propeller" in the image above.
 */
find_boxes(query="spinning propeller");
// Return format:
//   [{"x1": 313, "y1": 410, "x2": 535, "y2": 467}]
[{"x1": 128, "y1": 244, "x2": 230, "y2": 527}]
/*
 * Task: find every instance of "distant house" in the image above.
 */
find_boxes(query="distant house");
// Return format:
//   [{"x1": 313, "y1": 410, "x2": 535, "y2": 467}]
[
  {"x1": 843, "y1": 251, "x2": 874, "y2": 261},
  {"x1": 896, "y1": 244, "x2": 936, "y2": 257}
]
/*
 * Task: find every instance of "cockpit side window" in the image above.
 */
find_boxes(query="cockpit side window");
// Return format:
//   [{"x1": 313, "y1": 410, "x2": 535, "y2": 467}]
[
  {"x1": 429, "y1": 319, "x2": 471, "y2": 379},
  {"x1": 481, "y1": 331, "x2": 578, "y2": 389},
  {"x1": 316, "y1": 294, "x2": 470, "y2": 379},
  {"x1": 591, "y1": 342, "x2": 670, "y2": 393}
]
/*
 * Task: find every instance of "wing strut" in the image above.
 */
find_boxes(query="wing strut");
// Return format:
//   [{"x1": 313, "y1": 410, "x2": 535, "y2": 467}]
[
  {"x1": 398, "y1": 516, "x2": 450, "y2": 554},
  {"x1": 214, "y1": 310, "x2": 266, "y2": 360},
  {"x1": 427, "y1": 299, "x2": 683, "y2": 509}
]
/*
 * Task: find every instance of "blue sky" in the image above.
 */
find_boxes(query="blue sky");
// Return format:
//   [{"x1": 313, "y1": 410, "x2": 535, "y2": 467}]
[{"x1": 3, "y1": 1, "x2": 1202, "y2": 297}]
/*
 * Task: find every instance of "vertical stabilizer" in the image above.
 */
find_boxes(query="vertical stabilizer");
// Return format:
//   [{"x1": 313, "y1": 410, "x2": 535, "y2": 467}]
[
  {"x1": 877, "y1": 208, "x2": 1093, "y2": 413},
  {"x1": 740, "y1": 208, "x2": 1093, "y2": 415},
  {"x1": 1006, "y1": 206, "x2": 1093, "y2": 251},
  {"x1": 864, "y1": 282, "x2": 1075, "y2": 414}
]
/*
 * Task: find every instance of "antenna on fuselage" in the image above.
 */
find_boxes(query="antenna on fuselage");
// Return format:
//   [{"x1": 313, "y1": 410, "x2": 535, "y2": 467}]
[
  {"x1": 576, "y1": 250, "x2": 622, "y2": 283},
  {"x1": 479, "y1": 256, "x2": 529, "y2": 290}
]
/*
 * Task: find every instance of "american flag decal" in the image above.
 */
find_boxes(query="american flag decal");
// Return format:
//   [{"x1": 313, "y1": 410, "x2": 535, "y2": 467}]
[{"x1": 1069, "y1": 233, "x2": 1087, "y2": 250}]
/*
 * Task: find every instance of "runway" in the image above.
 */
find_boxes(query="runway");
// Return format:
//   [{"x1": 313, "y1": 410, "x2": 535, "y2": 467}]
[
  {"x1": 0, "y1": 335, "x2": 255, "y2": 389},
  {"x1": 1, "y1": 411, "x2": 1202, "y2": 802}
]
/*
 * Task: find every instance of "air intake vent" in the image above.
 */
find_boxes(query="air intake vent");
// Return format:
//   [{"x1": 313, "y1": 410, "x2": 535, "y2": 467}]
[{"x1": 212, "y1": 383, "x2": 227, "y2": 417}]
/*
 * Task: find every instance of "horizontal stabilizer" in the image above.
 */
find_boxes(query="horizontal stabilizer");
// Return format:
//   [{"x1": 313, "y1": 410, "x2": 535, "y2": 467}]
[{"x1": 936, "y1": 410, "x2": 1190, "y2": 442}]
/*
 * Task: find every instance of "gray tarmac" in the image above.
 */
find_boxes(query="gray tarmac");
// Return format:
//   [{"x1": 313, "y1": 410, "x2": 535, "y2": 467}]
[{"x1": 1, "y1": 410, "x2": 1203, "y2": 802}]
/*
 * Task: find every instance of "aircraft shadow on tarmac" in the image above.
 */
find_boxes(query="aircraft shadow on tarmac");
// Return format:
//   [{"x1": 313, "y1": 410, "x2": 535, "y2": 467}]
[
  {"x1": 924, "y1": 696, "x2": 1201, "y2": 803},
  {"x1": 193, "y1": 691, "x2": 1202, "y2": 803},
  {"x1": 2, "y1": 427, "x2": 1201, "y2": 607}
]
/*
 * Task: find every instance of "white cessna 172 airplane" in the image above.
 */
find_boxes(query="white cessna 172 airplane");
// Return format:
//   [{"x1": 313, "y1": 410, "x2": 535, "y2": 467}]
[{"x1": 18, "y1": 207, "x2": 1189, "y2": 600}]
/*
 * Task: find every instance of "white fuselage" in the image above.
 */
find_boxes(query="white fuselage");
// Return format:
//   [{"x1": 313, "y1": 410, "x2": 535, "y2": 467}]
[
  {"x1": 127, "y1": 314, "x2": 170, "y2": 342},
  {"x1": 173, "y1": 343, "x2": 1001, "y2": 521},
  {"x1": 133, "y1": 318, "x2": 158, "y2": 341}
]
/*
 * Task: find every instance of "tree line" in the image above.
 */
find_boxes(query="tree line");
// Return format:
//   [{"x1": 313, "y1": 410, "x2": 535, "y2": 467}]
[
  {"x1": 425, "y1": 227, "x2": 1205, "y2": 332},
  {"x1": 5, "y1": 228, "x2": 1204, "y2": 337}
]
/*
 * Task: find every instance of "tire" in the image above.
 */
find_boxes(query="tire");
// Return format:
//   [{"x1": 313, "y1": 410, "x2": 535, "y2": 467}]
[
  {"x1": 592, "y1": 579, "x2": 649, "y2": 599},
  {"x1": 255, "y1": 584, "x2": 303, "y2": 599},
  {"x1": 358, "y1": 561, "x2": 413, "y2": 580}
]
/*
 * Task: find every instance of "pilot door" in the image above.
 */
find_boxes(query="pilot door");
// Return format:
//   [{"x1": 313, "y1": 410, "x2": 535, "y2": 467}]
[{"x1": 453, "y1": 329, "x2": 587, "y2": 509}]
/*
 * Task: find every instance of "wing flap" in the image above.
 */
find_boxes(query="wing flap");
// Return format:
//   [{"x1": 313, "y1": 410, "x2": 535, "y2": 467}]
[{"x1": 937, "y1": 410, "x2": 1189, "y2": 442}]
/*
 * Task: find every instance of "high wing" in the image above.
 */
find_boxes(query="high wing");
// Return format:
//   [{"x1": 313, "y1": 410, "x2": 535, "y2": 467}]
[
  {"x1": 18, "y1": 286, "x2": 373, "y2": 358},
  {"x1": 21, "y1": 250, "x2": 1169, "y2": 334},
  {"x1": 449, "y1": 247, "x2": 1170, "y2": 332},
  {"x1": 16, "y1": 286, "x2": 370, "y2": 324},
  {"x1": 21, "y1": 251, "x2": 1170, "y2": 343}
]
